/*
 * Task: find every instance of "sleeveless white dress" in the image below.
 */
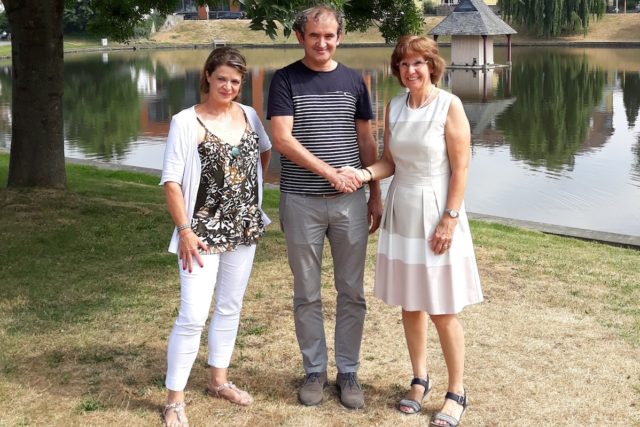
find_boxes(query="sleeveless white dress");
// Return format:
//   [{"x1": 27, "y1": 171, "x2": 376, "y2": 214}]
[{"x1": 374, "y1": 90, "x2": 483, "y2": 314}]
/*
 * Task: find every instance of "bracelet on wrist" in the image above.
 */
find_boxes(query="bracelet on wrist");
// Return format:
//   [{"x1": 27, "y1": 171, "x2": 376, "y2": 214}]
[
  {"x1": 176, "y1": 223, "x2": 190, "y2": 233},
  {"x1": 362, "y1": 167, "x2": 374, "y2": 182}
]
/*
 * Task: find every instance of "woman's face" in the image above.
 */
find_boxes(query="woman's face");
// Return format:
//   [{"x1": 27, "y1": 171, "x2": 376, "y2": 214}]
[
  {"x1": 398, "y1": 52, "x2": 431, "y2": 90},
  {"x1": 206, "y1": 64, "x2": 243, "y2": 103}
]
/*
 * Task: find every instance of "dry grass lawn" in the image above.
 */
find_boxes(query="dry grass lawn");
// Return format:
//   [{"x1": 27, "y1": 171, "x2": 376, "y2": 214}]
[
  {"x1": 0, "y1": 159, "x2": 638, "y2": 426},
  {"x1": 2, "y1": 13, "x2": 639, "y2": 427}
]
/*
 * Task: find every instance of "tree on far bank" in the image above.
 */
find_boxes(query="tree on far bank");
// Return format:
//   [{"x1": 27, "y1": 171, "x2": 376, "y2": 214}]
[
  {"x1": 4, "y1": 0, "x2": 175, "y2": 188},
  {"x1": 499, "y1": 0, "x2": 606, "y2": 37},
  {"x1": 239, "y1": 0, "x2": 423, "y2": 43},
  {"x1": 4, "y1": 0, "x2": 421, "y2": 188}
]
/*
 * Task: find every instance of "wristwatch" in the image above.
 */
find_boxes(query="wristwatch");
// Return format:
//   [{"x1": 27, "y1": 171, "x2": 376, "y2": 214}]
[{"x1": 445, "y1": 208, "x2": 459, "y2": 219}]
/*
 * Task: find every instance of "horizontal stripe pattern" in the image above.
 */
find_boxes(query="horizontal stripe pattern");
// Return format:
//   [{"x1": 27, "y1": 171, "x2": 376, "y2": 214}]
[{"x1": 280, "y1": 92, "x2": 361, "y2": 194}]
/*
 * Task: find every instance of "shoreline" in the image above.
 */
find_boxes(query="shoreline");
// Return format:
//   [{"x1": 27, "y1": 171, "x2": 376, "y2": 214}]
[
  {"x1": 2, "y1": 148, "x2": 636, "y2": 248},
  {"x1": 58, "y1": 40, "x2": 640, "y2": 56},
  {"x1": 62, "y1": 155, "x2": 640, "y2": 249}
]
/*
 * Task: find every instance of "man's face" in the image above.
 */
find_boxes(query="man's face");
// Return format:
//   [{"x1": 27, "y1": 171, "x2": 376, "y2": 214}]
[{"x1": 295, "y1": 13, "x2": 342, "y2": 69}]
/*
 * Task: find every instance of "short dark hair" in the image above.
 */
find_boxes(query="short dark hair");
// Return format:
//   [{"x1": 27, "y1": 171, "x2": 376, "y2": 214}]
[
  {"x1": 292, "y1": 4, "x2": 344, "y2": 37},
  {"x1": 390, "y1": 36, "x2": 446, "y2": 87},
  {"x1": 199, "y1": 47, "x2": 247, "y2": 94}
]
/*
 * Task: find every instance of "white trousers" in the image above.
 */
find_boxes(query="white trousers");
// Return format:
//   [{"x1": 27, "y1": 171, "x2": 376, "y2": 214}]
[{"x1": 165, "y1": 244, "x2": 256, "y2": 392}]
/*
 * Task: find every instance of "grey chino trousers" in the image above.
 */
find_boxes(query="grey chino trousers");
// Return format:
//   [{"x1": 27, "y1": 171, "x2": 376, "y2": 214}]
[{"x1": 280, "y1": 190, "x2": 369, "y2": 374}]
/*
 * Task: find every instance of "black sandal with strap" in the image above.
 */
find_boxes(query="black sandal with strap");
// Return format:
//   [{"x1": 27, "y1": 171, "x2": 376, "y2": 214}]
[
  {"x1": 397, "y1": 376, "x2": 432, "y2": 415},
  {"x1": 430, "y1": 391, "x2": 467, "y2": 427}
]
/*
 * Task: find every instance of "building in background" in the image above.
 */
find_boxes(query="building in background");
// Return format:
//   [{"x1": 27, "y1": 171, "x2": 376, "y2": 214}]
[
  {"x1": 429, "y1": 0, "x2": 516, "y2": 67},
  {"x1": 174, "y1": 0, "x2": 244, "y2": 18}
]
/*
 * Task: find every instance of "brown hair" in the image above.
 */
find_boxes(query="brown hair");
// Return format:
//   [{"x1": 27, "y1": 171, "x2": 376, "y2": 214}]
[
  {"x1": 292, "y1": 4, "x2": 344, "y2": 36},
  {"x1": 199, "y1": 47, "x2": 247, "y2": 94},
  {"x1": 390, "y1": 35, "x2": 446, "y2": 87}
]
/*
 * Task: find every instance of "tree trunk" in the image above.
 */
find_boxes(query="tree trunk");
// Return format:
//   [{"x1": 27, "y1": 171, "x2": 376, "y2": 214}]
[{"x1": 5, "y1": 0, "x2": 66, "y2": 188}]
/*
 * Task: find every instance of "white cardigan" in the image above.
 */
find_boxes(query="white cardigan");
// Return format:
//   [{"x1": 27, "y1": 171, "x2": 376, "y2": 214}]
[{"x1": 160, "y1": 103, "x2": 272, "y2": 254}]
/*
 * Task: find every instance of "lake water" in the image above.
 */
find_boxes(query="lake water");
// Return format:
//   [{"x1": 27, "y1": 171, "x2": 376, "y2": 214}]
[{"x1": 0, "y1": 46, "x2": 639, "y2": 236}]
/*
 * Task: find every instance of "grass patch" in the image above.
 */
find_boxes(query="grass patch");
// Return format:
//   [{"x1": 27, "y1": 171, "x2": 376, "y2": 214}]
[
  {"x1": 0, "y1": 153, "x2": 638, "y2": 425},
  {"x1": 63, "y1": 35, "x2": 104, "y2": 50},
  {"x1": 77, "y1": 398, "x2": 107, "y2": 412}
]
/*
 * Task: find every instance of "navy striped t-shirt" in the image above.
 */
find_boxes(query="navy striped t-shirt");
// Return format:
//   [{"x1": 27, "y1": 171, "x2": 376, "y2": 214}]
[{"x1": 267, "y1": 60, "x2": 373, "y2": 195}]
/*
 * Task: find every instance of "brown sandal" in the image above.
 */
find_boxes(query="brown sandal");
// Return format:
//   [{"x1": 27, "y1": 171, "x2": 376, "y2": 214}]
[
  {"x1": 162, "y1": 401, "x2": 188, "y2": 427},
  {"x1": 206, "y1": 382, "x2": 253, "y2": 406}
]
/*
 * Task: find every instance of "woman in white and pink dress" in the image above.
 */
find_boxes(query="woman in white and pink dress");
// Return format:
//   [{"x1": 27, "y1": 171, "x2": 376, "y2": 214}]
[{"x1": 346, "y1": 36, "x2": 482, "y2": 427}]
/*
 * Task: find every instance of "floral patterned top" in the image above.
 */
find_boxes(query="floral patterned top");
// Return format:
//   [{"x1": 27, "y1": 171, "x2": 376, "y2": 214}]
[{"x1": 191, "y1": 114, "x2": 265, "y2": 254}]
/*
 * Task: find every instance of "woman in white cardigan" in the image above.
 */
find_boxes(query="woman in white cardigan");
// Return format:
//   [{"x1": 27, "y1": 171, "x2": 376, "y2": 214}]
[{"x1": 160, "y1": 47, "x2": 271, "y2": 427}]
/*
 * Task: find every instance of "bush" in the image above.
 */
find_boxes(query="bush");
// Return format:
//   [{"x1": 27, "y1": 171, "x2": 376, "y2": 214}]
[
  {"x1": 63, "y1": 0, "x2": 94, "y2": 34},
  {"x1": 423, "y1": 1, "x2": 437, "y2": 15},
  {"x1": 0, "y1": 12, "x2": 9, "y2": 33},
  {"x1": 132, "y1": 12, "x2": 166, "y2": 39}
]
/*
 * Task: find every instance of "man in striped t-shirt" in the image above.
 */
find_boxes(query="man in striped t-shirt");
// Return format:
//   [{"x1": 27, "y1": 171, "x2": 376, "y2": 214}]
[{"x1": 267, "y1": 4, "x2": 382, "y2": 410}]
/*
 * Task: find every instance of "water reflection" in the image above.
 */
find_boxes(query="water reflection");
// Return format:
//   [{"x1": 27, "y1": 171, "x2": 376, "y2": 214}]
[
  {"x1": 633, "y1": 134, "x2": 640, "y2": 186},
  {"x1": 55, "y1": 49, "x2": 625, "y2": 174},
  {"x1": 0, "y1": 47, "x2": 638, "y2": 235},
  {"x1": 496, "y1": 52, "x2": 607, "y2": 171},
  {"x1": 64, "y1": 57, "x2": 142, "y2": 159},
  {"x1": 0, "y1": 66, "x2": 11, "y2": 147},
  {"x1": 622, "y1": 71, "x2": 640, "y2": 128},
  {"x1": 445, "y1": 68, "x2": 516, "y2": 137}
]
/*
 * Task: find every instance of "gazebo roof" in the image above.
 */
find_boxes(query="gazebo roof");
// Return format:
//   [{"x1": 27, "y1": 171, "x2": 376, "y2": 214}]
[{"x1": 428, "y1": 0, "x2": 517, "y2": 36}]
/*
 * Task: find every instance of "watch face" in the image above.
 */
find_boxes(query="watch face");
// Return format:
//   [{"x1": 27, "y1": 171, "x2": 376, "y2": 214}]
[{"x1": 448, "y1": 209, "x2": 459, "y2": 218}]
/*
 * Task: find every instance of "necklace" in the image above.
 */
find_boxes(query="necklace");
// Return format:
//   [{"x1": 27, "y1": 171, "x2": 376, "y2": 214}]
[{"x1": 407, "y1": 84, "x2": 436, "y2": 109}]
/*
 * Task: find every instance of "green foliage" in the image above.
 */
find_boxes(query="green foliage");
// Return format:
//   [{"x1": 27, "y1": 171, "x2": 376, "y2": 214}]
[
  {"x1": 63, "y1": 0, "x2": 169, "y2": 39},
  {"x1": 63, "y1": 0, "x2": 95, "y2": 34},
  {"x1": 0, "y1": 11, "x2": 9, "y2": 32},
  {"x1": 499, "y1": 0, "x2": 606, "y2": 37},
  {"x1": 132, "y1": 10, "x2": 166, "y2": 39},
  {"x1": 345, "y1": 0, "x2": 423, "y2": 43},
  {"x1": 238, "y1": 0, "x2": 422, "y2": 43},
  {"x1": 622, "y1": 71, "x2": 640, "y2": 128},
  {"x1": 423, "y1": 0, "x2": 437, "y2": 14},
  {"x1": 76, "y1": 0, "x2": 177, "y2": 41},
  {"x1": 495, "y1": 51, "x2": 606, "y2": 170},
  {"x1": 238, "y1": 1, "x2": 344, "y2": 39},
  {"x1": 63, "y1": 57, "x2": 142, "y2": 159},
  {"x1": 77, "y1": 398, "x2": 106, "y2": 412}
]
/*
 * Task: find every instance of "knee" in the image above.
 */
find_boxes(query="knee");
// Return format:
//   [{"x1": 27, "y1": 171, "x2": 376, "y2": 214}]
[
  {"x1": 402, "y1": 309, "x2": 426, "y2": 322},
  {"x1": 174, "y1": 311, "x2": 208, "y2": 333},
  {"x1": 429, "y1": 314, "x2": 460, "y2": 332},
  {"x1": 336, "y1": 284, "x2": 365, "y2": 306},
  {"x1": 213, "y1": 299, "x2": 243, "y2": 318},
  {"x1": 293, "y1": 293, "x2": 322, "y2": 310}
]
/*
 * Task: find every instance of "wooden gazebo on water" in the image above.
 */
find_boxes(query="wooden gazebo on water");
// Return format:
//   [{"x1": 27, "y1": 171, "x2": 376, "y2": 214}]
[{"x1": 428, "y1": 0, "x2": 517, "y2": 68}]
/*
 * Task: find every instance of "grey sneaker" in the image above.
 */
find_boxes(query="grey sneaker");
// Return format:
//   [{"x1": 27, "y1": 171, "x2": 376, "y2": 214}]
[
  {"x1": 298, "y1": 371, "x2": 328, "y2": 406},
  {"x1": 336, "y1": 372, "x2": 364, "y2": 409}
]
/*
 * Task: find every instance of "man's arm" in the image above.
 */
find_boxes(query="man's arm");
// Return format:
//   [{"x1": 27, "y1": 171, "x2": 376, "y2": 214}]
[
  {"x1": 355, "y1": 119, "x2": 383, "y2": 233},
  {"x1": 271, "y1": 115, "x2": 360, "y2": 192}
]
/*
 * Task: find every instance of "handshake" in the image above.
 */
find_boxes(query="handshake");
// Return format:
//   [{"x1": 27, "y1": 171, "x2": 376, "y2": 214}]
[{"x1": 332, "y1": 166, "x2": 374, "y2": 193}]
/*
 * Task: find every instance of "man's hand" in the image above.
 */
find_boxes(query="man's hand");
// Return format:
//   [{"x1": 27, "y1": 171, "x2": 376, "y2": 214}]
[
  {"x1": 331, "y1": 167, "x2": 361, "y2": 193},
  {"x1": 336, "y1": 166, "x2": 365, "y2": 189}
]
